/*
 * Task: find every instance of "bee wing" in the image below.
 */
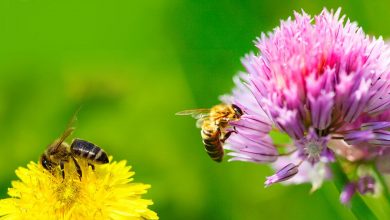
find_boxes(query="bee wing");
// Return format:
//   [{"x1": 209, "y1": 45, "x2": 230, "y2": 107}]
[
  {"x1": 196, "y1": 117, "x2": 207, "y2": 128},
  {"x1": 176, "y1": 109, "x2": 210, "y2": 128},
  {"x1": 51, "y1": 108, "x2": 79, "y2": 152},
  {"x1": 176, "y1": 109, "x2": 210, "y2": 119}
]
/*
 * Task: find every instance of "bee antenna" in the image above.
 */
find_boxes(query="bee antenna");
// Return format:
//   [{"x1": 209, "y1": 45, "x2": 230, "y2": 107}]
[{"x1": 69, "y1": 106, "x2": 83, "y2": 126}]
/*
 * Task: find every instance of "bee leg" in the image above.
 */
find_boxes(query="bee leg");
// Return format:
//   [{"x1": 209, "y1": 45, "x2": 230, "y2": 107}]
[
  {"x1": 71, "y1": 156, "x2": 82, "y2": 180},
  {"x1": 60, "y1": 161, "x2": 65, "y2": 179},
  {"x1": 221, "y1": 129, "x2": 236, "y2": 143},
  {"x1": 88, "y1": 163, "x2": 95, "y2": 171}
]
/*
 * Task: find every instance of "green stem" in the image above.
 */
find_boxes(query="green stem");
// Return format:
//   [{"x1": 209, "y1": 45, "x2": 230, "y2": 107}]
[
  {"x1": 372, "y1": 166, "x2": 390, "y2": 204},
  {"x1": 331, "y1": 162, "x2": 378, "y2": 220}
]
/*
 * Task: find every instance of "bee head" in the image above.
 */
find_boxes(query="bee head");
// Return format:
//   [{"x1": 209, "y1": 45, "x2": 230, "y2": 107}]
[
  {"x1": 232, "y1": 104, "x2": 243, "y2": 118},
  {"x1": 40, "y1": 154, "x2": 55, "y2": 171}
]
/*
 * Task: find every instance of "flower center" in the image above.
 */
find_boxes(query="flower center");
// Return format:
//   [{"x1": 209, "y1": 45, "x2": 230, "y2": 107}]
[
  {"x1": 295, "y1": 128, "x2": 330, "y2": 164},
  {"x1": 54, "y1": 177, "x2": 81, "y2": 208},
  {"x1": 303, "y1": 141, "x2": 324, "y2": 163}
]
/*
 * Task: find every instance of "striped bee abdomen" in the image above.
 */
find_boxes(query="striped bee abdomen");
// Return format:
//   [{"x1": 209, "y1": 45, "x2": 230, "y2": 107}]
[
  {"x1": 70, "y1": 138, "x2": 109, "y2": 164},
  {"x1": 201, "y1": 127, "x2": 224, "y2": 162}
]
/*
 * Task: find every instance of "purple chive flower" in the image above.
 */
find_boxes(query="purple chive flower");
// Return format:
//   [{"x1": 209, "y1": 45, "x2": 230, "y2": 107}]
[
  {"x1": 222, "y1": 8, "x2": 390, "y2": 192},
  {"x1": 295, "y1": 128, "x2": 331, "y2": 164},
  {"x1": 270, "y1": 151, "x2": 332, "y2": 190},
  {"x1": 339, "y1": 175, "x2": 376, "y2": 204},
  {"x1": 357, "y1": 175, "x2": 376, "y2": 195},
  {"x1": 344, "y1": 122, "x2": 390, "y2": 146},
  {"x1": 334, "y1": 111, "x2": 390, "y2": 163},
  {"x1": 340, "y1": 183, "x2": 357, "y2": 204},
  {"x1": 223, "y1": 73, "x2": 277, "y2": 163},
  {"x1": 265, "y1": 163, "x2": 299, "y2": 187}
]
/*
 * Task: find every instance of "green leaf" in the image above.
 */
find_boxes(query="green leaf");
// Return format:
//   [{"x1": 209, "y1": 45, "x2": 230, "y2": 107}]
[{"x1": 373, "y1": 166, "x2": 390, "y2": 204}]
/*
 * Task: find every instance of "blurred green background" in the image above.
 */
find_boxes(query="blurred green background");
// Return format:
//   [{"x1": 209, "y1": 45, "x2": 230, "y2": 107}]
[{"x1": 1, "y1": 0, "x2": 390, "y2": 219}]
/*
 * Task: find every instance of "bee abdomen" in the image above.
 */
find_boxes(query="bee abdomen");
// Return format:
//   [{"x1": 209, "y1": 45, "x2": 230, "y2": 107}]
[
  {"x1": 70, "y1": 139, "x2": 109, "y2": 164},
  {"x1": 204, "y1": 142, "x2": 223, "y2": 162},
  {"x1": 201, "y1": 129, "x2": 224, "y2": 162}
]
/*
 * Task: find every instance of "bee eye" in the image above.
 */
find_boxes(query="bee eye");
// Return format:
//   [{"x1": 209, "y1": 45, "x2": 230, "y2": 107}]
[
  {"x1": 232, "y1": 104, "x2": 243, "y2": 116},
  {"x1": 41, "y1": 160, "x2": 48, "y2": 169},
  {"x1": 41, "y1": 155, "x2": 52, "y2": 170}
]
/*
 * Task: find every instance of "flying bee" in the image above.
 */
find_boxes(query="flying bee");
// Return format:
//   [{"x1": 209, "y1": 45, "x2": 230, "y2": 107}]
[
  {"x1": 40, "y1": 114, "x2": 109, "y2": 179},
  {"x1": 176, "y1": 104, "x2": 243, "y2": 162}
]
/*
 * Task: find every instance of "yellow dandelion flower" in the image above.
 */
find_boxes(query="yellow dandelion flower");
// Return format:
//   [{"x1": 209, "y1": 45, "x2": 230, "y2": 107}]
[{"x1": 0, "y1": 157, "x2": 158, "y2": 220}]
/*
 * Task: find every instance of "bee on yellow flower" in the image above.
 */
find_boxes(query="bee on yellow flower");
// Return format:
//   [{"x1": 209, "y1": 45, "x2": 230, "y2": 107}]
[
  {"x1": 0, "y1": 113, "x2": 157, "y2": 220},
  {"x1": 0, "y1": 158, "x2": 158, "y2": 220}
]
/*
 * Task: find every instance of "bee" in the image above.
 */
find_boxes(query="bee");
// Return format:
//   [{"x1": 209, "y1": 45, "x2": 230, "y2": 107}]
[
  {"x1": 176, "y1": 104, "x2": 243, "y2": 162},
  {"x1": 40, "y1": 114, "x2": 109, "y2": 179}
]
